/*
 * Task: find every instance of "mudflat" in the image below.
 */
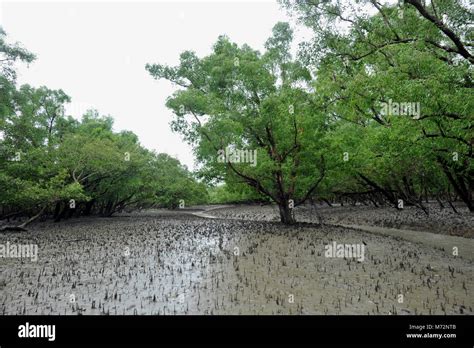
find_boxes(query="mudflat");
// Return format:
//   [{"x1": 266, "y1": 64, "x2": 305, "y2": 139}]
[{"x1": 0, "y1": 207, "x2": 472, "y2": 315}]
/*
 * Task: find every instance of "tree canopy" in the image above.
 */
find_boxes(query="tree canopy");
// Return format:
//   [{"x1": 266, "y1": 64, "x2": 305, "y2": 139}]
[
  {"x1": 147, "y1": 0, "x2": 472, "y2": 223},
  {"x1": 1, "y1": 0, "x2": 472, "y2": 227},
  {"x1": 147, "y1": 23, "x2": 328, "y2": 223},
  {"x1": 0, "y1": 27, "x2": 207, "y2": 230}
]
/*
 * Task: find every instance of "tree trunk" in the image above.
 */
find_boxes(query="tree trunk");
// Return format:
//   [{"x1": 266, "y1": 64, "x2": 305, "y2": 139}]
[
  {"x1": 102, "y1": 200, "x2": 116, "y2": 217},
  {"x1": 0, "y1": 210, "x2": 25, "y2": 221},
  {"x1": 322, "y1": 198, "x2": 333, "y2": 207},
  {"x1": 18, "y1": 207, "x2": 46, "y2": 228},
  {"x1": 1, "y1": 206, "x2": 46, "y2": 232},
  {"x1": 438, "y1": 157, "x2": 473, "y2": 212},
  {"x1": 84, "y1": 200, "x2": 95, "y2": 216},
  {"x1": 435, "y1": 194, "x2": 445, "y2": 209},
  {"x1": 278, "y1": 203, "x2": 295, "y2": 224},
  {"x1": 53, "y1": 201, "x2": 62, "y2": 222},
  {"x1": 358, "y1": 173, "x2": 398, "y2": 207}
]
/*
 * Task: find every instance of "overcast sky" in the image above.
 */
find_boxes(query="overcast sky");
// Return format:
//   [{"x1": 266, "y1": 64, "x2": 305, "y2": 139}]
[{"x1": 0, "y1": 0, "x2": 310, "y2": 170}]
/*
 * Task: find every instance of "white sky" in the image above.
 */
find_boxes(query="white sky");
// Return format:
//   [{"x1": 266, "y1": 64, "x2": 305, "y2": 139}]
[{"x1": 0, "y1": 0, "x2": 310, "y2": 170}]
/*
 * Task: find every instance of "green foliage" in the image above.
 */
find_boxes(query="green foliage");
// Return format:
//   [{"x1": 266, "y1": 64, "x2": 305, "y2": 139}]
[
  {"x1": 147, "y1": 22, "x2": 328, "y2": 223},
  {"x1": 280, "y1": 0, "x2": 473, "y2": 210},
  {"x1": 208, "y1": 183, "x2": 267, "y2": 204},
  {"x1": 148, "y1": 1, "x2": 472, "y2": 218},
  {"x1": 2, "y1": 0, "x2": 473, "y2": 226},
  {"x1": 0, "y1": 27, "x2": 35, "y2": 82},
  {"x1": 0, "y1": 29, "x2": 207, "y2": 220}
]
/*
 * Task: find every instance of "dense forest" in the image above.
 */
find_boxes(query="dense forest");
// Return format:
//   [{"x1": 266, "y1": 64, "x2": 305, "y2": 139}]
[
  {"x1": 0, "y1": 28, "x2": 208, "y2": 230},
  {"x1": 147, "y1": 0, "x2": 473, "y2": 223},
  {"x1": 1, "y1": 0, "x2": 472, "y2": 226}
]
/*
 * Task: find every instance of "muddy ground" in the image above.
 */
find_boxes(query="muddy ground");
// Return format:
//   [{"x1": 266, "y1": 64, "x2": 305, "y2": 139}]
[
  {"x1": 209, "y1": 203, "x2": 474, "y2": 238},
  {"x1": 0, "y1": 206, "x2": 472, "y2": 315}
]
